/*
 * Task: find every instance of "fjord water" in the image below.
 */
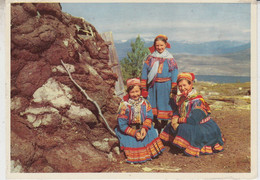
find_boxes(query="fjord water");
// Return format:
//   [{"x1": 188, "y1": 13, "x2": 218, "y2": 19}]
[{"x1": 196, "y1": 75, "x2": 250, "y2": 83}]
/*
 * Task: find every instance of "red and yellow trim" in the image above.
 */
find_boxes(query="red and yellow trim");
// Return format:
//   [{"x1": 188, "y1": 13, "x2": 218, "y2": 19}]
[
  {"x1": 178, "y1": 117, "x2": 187, "y2": 124},
  {"x1": 200, "y1": 116, "x2": 211, "y2": 124},
  {"x1": 213, "y1": 143, "x2": 224, "y2": 151},
  {"x1": 152, "y1": 108, "x2": 158, "y2": 116},
  {"x1": 141, "y1": 79, "x2": 147, "y2": 89},
  {"x1": 172, "y1": 115, "x2": 179, "y2": 119},
  {"x1": 159, "y1": 131, "x2": 174, "y2": 142},
  {"x1": 171, "y1": 82, "x2": 177, "y2": 89},
  {"x1": 185, "y1": 146, "x2": 200, "y2": 157},
  {"x1": 143, "y1": 118, "x2": 152, "y2": 129},
  {"x1": 173, "y1": 136, "x2": 190, "y2": 148},
  {"x1": 152, "y1": 108, "x2": 173, "y2": 120},
  {"x1": 173, "y1": 135, "x2": 224, "y2": 157},
  {"x1": 200, "y1": 146, "x2": 213, "y2": 154},
  {"x1": 155, "y1": 77, "x2": 171, "y2": 82},
  {"x1": 124, "y1": 127, "x2": 137, "y2": 137},
  {"x1": 122, "y1": 137, "x2": 165, "y2": 163},
  {"x1": 118, "y1": 114, "x2": 128, "y2": 119},
  {"x1": 158, "y1": 110, "x2": 173, "y2": 120}
]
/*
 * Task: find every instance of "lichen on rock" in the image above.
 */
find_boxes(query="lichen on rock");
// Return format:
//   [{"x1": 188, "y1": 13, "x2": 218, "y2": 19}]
[{"x1": 32, "y1": 78, "x2": 73, "y2": 108}]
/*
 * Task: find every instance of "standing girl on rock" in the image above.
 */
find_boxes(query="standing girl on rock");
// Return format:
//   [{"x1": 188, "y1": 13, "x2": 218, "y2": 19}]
[
  {"x1": 115, "y1": 78, "x2": 165, "y2": 164},
  {"x1": 160, "y1": 72, "x2": 225, "y2": 157},
  {"x1": 141, "y1": 34, "x2": 178, "y2": 133}
]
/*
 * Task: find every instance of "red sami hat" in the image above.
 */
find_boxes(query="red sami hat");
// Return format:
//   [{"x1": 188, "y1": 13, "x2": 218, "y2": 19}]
[
  {"x1": 126, "y1": 78, "x2": 141, "y2": 88},
  {"x1": 123, "y1": 78, "x2": 148, "y2": 101},
  {"x1": 177, "y1": 72, "x2": 195, "y2": 82}
]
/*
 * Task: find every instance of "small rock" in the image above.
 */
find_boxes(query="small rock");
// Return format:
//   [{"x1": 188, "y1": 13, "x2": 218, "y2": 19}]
[
  {"x1": 66, "y1": 104, "x2": 98, "y2": 124},
  {"x1": 107, "y1": 152, "x2": 117, "y2": 162},
  {"x1": 209, "y1": 92, "x2": 220, "y2": 96},
  {"x1": 234, "y1": 99, "x2": 249, "y2": 106},
  {"x1": 200, "y1": 90, "x2": 206, "y2": 95},
  {"x1": 11, "y1": 160, "x2": 24, "y2": 173},
  {"x1": 92, "y1": 140, "x2": 110, "y2": 153},
  {"x1": 113, "y1": 146, "x2": 120, "y2": 155},
  {"x1": 20, "y1": 106, "x2": 61, "y2": 128},
  {"x1": 142, "y1": 167, "x2": 153, "y2": 172},
  {"x1": 51, "y1": 63, "x2": 75, "y2": 74}
]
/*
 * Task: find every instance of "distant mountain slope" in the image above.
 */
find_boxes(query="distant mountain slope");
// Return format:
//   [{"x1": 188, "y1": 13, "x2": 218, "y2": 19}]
[
  {"x1": 114, "y1": 39, "x2": 250, "y2": 60},
  {"x1": 174, "y1": 48, "x2": 250, "y2": 77},
  {"x1": 167, "y1": 41, "x2": 250, "y2": 55},
  {"x1": 218, "y1": 48, "x2": 250, "y2": 62}
]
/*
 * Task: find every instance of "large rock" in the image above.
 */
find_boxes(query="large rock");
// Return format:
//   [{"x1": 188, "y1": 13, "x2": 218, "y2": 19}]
[{"x1": 11, "y1": 3, "x2": 121, "y2": 173}]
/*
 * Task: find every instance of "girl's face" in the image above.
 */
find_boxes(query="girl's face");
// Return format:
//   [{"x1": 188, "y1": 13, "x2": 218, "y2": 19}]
[
  {"x1": 178, "y1": 79, "x2": 193, "y2": 95},
  {"x1": 155, "y1": 40, "x2": 166, "y2": 54},
  {"x1": 129, "y1": 86, "x2": 141, "y2": 100}
]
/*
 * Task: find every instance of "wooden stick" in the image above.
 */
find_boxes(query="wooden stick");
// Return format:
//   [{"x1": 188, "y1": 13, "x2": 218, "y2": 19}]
[{"x1": 61, "y1": 60, "x2": 116, "y2": 136}]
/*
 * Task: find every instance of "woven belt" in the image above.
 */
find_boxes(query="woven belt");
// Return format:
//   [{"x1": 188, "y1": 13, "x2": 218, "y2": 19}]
[
  {"x1": 200, "y1": 116, "x2": 211, "y2": 124},
  {"x1": 129, "y1": 124, "x2": 142, "y2": 130},
  {"x1": 155, "y1": 77, "x2": 171, "y2": 82}
]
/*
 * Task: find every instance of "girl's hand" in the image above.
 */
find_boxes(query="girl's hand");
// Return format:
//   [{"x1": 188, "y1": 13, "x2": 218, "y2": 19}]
[
  {"x1": 136, "y1": 132, "x2": 142, "y2": 140},
  {"x1": 172, "y1": 123, "x2": 179, "y2": 131},
  {"x1": 171, "y1": 116, "x2": 178, "y2": 125},
  {"x1": 171, "y1": 117, "x2": 179, "y2": 130},
  {"x1": 140, "y1": 128, "x2": 147, "y2": 139}
]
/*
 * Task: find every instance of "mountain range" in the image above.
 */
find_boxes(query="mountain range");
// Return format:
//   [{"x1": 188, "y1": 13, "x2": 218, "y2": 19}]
[
  {"x1": 114, "y1": 39, "x2": 250, "y2": 77},
  {"x1": 114, "y1": 39, "x2": 250, "y2": 61}
]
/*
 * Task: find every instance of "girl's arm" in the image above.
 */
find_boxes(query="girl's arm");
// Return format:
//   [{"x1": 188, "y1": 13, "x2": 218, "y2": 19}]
[
  {"x1": 141, "y1": 60, "x2": 149, "y2": 91},
  {"x1": 142, "y1": 101, "x2": 153, "y2": 132},
  {"x1": 178, "y1": 99, "x2": 209, "y2": 125},
  {"x1": 117, "y1": 103, "x2": 137, "y2": 137},
  {"x1": 170, "y1": 59, "x2": 178, "y2": 98}
]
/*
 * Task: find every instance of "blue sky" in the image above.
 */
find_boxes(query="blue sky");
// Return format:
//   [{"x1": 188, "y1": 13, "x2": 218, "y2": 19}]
[{"x1": 61, "y1": 3, "x2": 250, "y2": 43}]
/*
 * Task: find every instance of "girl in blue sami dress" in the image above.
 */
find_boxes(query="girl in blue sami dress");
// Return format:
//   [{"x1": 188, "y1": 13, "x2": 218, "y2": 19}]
[
  {"x1": 160, "y1": 72, "x2": 224, "y2": 157},
  {"x1": 115, "y1": 78, "x2": 165, "y2": 164},
  {"x1": 141, "y1": 34, "x2": 178, "y2": 132}
]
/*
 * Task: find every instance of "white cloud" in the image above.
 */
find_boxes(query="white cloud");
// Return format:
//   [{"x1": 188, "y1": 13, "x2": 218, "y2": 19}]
[{"x1": 106, "y1": 20, "x2": 250, "y2": 43}]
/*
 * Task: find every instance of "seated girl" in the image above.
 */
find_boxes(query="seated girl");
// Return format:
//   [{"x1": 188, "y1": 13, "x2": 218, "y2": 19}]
[
  {"x1": 115, "y1": 78, "x2": 165, "y2": 163},
  {"x1": 160, "y1": 72, "x2": 225, "y2": 157}
]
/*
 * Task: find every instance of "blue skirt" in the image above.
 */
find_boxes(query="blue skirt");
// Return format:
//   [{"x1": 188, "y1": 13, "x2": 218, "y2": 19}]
[{"x1": 160, "y1": 119, "x2": 224, "y2": 157}]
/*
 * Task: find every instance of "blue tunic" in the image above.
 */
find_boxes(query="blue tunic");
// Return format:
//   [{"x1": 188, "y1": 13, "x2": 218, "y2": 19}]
[
  {"x1": 160, "y1": 90, "x2": 224, "y2": 157},
  {"x1": 141, "y1": 50, "x2": 178, "y2": 121},
  {"x1": 115, "y1": 97, "x2": 165, "y2": 163}
]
